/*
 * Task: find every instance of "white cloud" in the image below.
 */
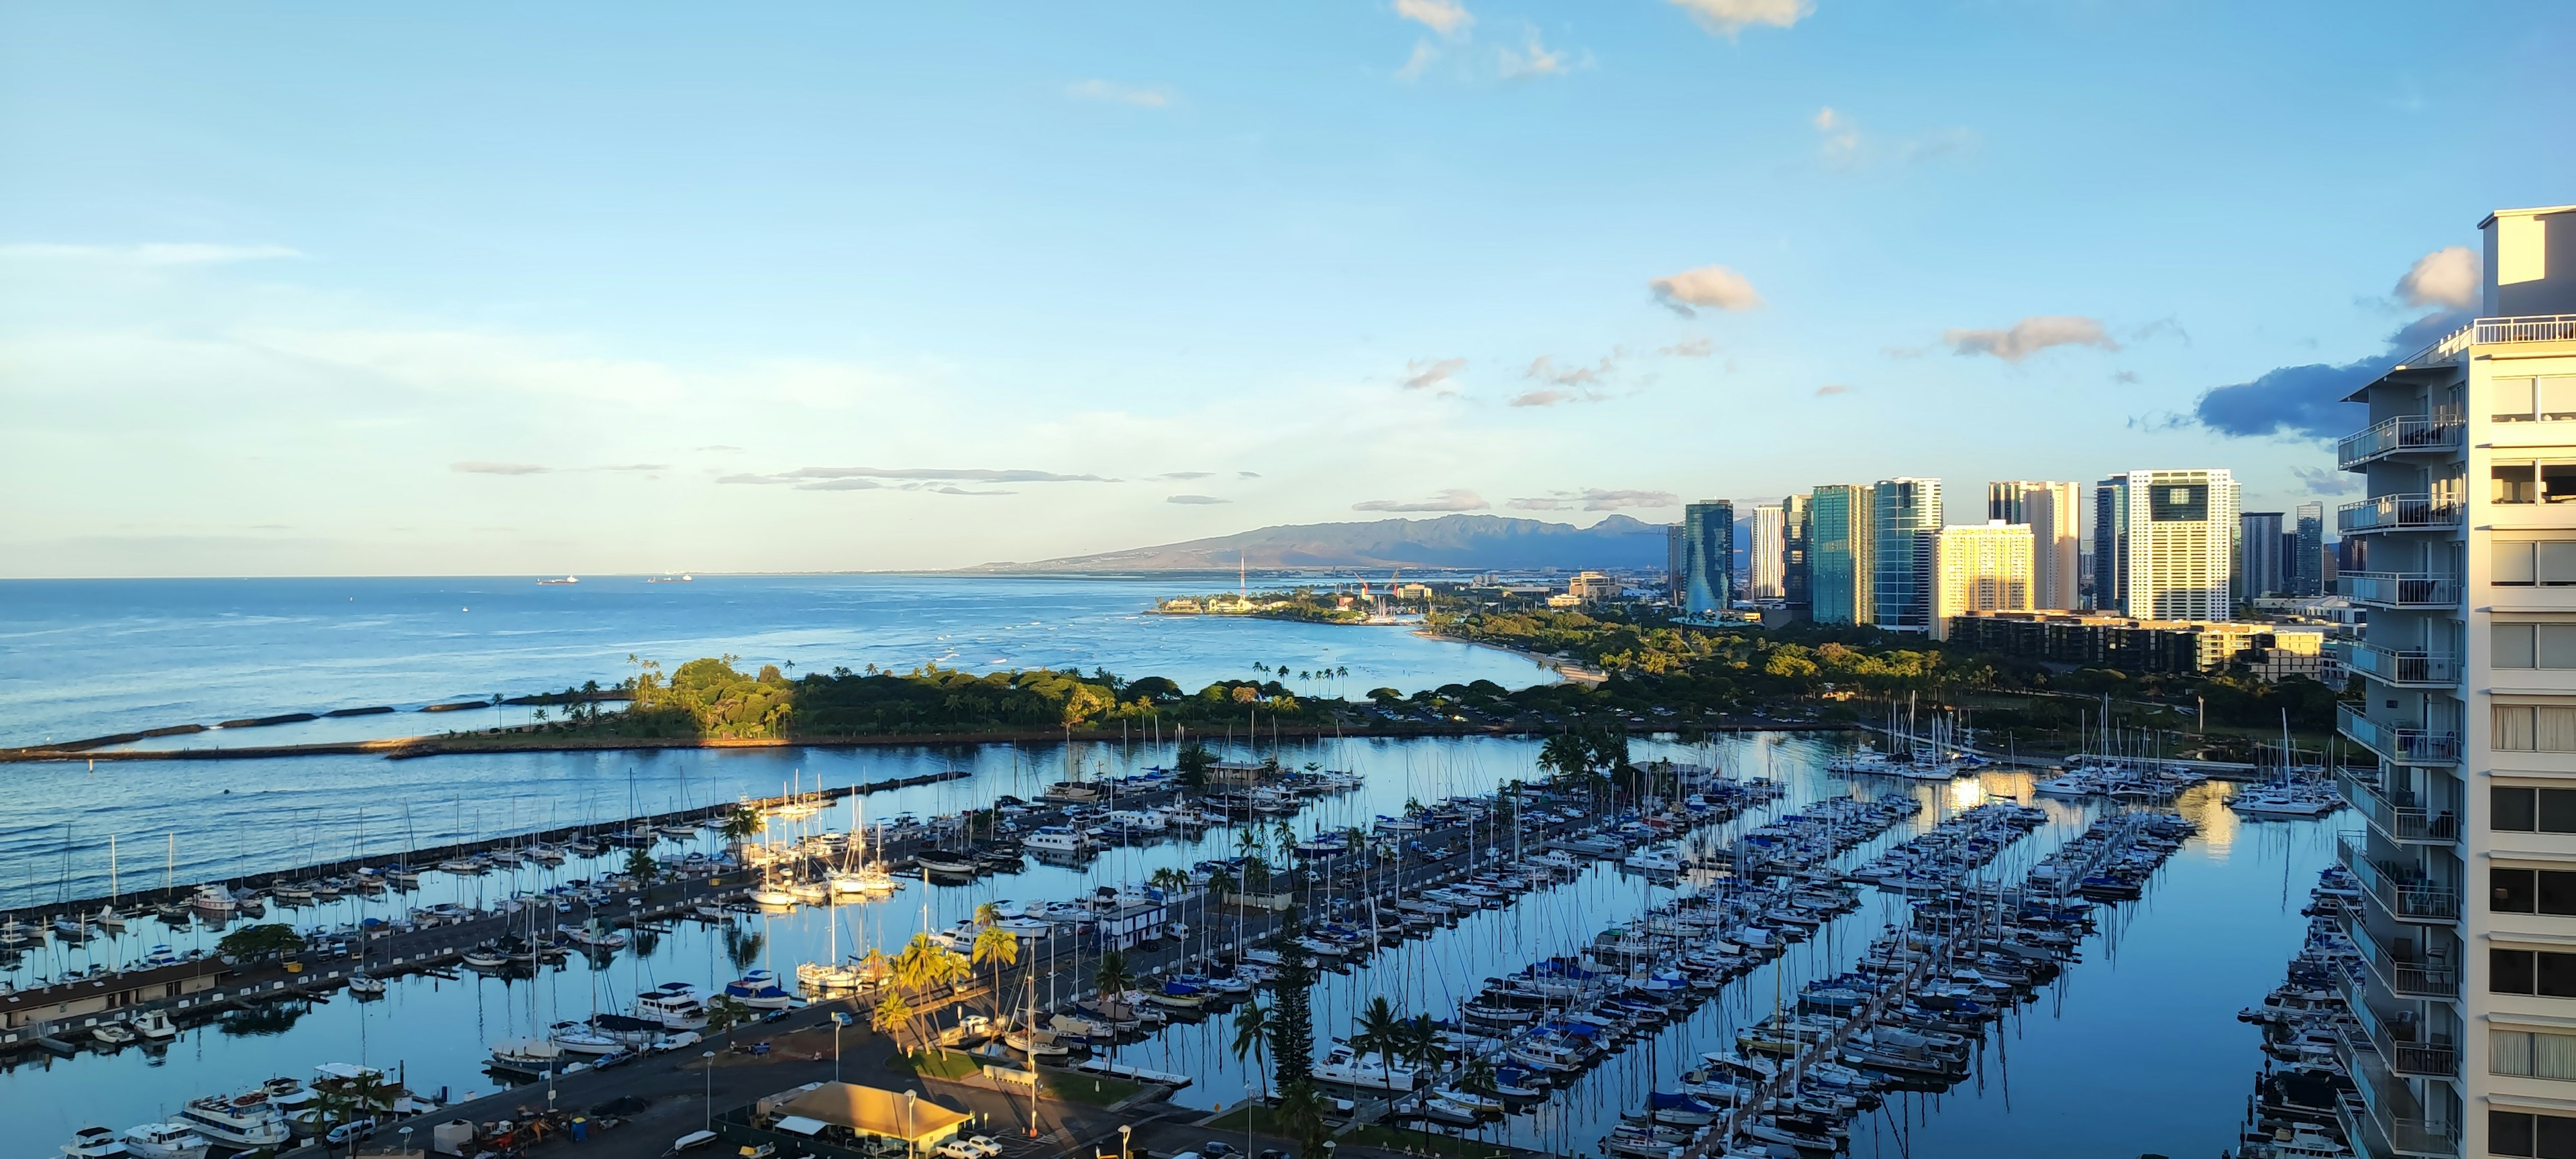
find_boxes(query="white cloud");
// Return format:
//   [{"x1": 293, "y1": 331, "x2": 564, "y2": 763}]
[
  {"x1": 2396, "y1": 245, "x2": 2480, "y2": 311},
  {"x1": 1670, "y1": 0, "x2": 1813, "y2": 36},
  {"x1": 1812, "y1": 107, "x2": 1858, "y2": 156},
  {"x1": 1648, "y1": 265, "x2": 1764, "y2": 317},
  {"x1": 1509, "y1": 388, "x2": 1574, "y2": 407},
  {"x1": 1815, "y1": 384, "x2": 1850, "y2": 397},
  {"x1": 453, "y1": 461, "x2": 551, "y2": 476},
  {"x1": 1066, "y1": 80, "x2": 1170, "y2": 108},
  {"x1": 1403, "y1": 356, "x2": 1468, "y2": 390},
  {"x1": 1397, "y1": 40, "x2": 1440, "y2": 80},
  {"x1": 0, "y1": 242, "x2": 302, "y2": 266},
  {"x1": 1353, "y1": 488, "x2": 1489, "y2": 512},
  {"x1": 1497, "y1": 34, "x2": 1572, "y2": 79},
  {"x1": 1395, "y1": 0, "x2": 1473, "y2": 36},
  {"x1": 1657, "y1": 337, "x2": 1713, "y2": 357},
  {"x1": 1509, "y1": 488, "x2": 1678, "y2": 511},
  {"x1": 1941, "y1": 316, "x2": 2120, "y2": 362},
  {"x1": 1167, "y1": 494, "x2": 1229, "y2": 505},
  {"x1": 1526, "y1": 352, "x2": 1616, "y2": 386}
]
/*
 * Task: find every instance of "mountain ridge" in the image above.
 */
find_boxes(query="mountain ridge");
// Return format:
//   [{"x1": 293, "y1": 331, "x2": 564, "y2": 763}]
[{"x1": 968, "y1": 513, "x2": 1672, "y2": 573}]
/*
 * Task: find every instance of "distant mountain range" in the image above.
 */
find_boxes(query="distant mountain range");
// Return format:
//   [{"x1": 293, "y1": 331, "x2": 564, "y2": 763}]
[{"x1": 971, "y1": 514, "x2": 1673, "y2": 573}]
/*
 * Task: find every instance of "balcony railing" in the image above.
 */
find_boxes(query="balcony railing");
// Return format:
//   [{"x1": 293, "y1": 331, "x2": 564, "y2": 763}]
[
  {"x1": 2337, "y1": 704, "x2": 2461, "y2": 767},
  {"x1": 2340, "y1": 643, "x2": 2458, "y2": 688},
  {"x1": 2394, "y1": 314, "x2": 2576, "y2": 370},
  {"x1": 2340, "y1": 493, "x2": 2463, "y2": 535},
  {"x1": 2339, "y1": 415, "x2": 2465, "y2": 470},
  {"x1": 2334, "y1": 1034, "x2": 2463, "y2": 1158},
  {"x1": 2341, "y1": 571, "x2": 2460, "y2": 609},
  {"x1": 2339, "y1": 767, "x2": 2459, "y2": 845},
  {"x1": 2337, "y1": 832, "x2": 2461, "y2": 924}
]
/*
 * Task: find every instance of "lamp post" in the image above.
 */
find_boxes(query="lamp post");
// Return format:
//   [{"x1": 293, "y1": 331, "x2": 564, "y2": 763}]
[
  {"x1": 1119, "y1": 1124, "x2": 1132, "y2": 1159},
  {"x1": 906, "y1": 1091, "x2": 919, "y2": 1158},
  {"x1": 833, "y1": 1010, "x2": 852, "y2": 1083},
  {"x1": 703, "y1": 1050, "x2": 716, "y2": 1130},
  {"x1": 398, "y1": 1127, "x2": 413, "y2": 1159}
]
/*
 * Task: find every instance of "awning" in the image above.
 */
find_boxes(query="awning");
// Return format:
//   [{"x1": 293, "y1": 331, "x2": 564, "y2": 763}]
[{"x1": 775, "y1": 1082, "x2": 972, "y2": 1146}]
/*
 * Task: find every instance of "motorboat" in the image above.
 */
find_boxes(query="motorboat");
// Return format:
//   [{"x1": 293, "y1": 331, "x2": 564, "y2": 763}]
[
  {"x1": 1313, "y1": 1044, "x2": 1423, "y2": 1091},
  {"x1": 550, "y1": 1020, "x2": 625, "y2": 1055},
  {"x1": 117, "y1": 1125, "x2": 207, "y2": 1159},
  {"x1": 186, "y1": 885, "x2": 237, "y2": 916},
  {"x1": 635, "y1": 983, "x2": 710, "y2": 1029},
  {"x1": 489, "y1": 1036, "x2": 566, "y2": 1077},
  {"x1": 131, "y1": 1009, "x2": 179, "y2": 1041},
  {"x1": 60, "y1": 1127, "x2": 130, "y2": 1159},
  {"x1": 93, "y1": 1024, "x2": 139, "y2": 1047},
  {"x1": 345, "y1": 973, "x2": 387, "y2": 997},
  {"x1": 724, "y1": 970, "x2": 795, "y2": 1009},
  {"x1": 176, "y1": 1087, "x2": 292, "y2": 1148}
]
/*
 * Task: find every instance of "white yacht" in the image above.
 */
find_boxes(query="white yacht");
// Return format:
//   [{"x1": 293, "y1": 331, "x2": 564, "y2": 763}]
[
  {"x1": 176, "y1": 1087, "x2": 291, "y2": 1148},
  {"x1": 130, "y1": 1009, "x2": 178, "y2": 1041},
  {"x1": 1313, "y1": 1044, "x2": 1424, "y2": 1091},
  {"x1": 633, "y1": 982, "x2": 709, "y2": 1029},
  {"x1": 489, "y1": 1036, "x2": 566, "y2": 1076},
  {"x1": 549, "y1": 1020, "x2": 625, "y2": 1055},
  {"x1": 186, "y1": 885, "x2": 237, "y2": 916},
  {"x1": 1023, "y1": 827, "x2": 1087, "y2": 856},
  {"x1": 60, "y1": 1127, "x2": 129, "y2": 1159},
  {"x1": 118, "y1": 1124, "x2": 208, "y2": 1159}
]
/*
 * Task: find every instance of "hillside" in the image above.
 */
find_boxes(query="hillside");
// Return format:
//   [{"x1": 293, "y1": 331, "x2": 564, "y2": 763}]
[{"x1": 972, "y1": 514, "x2": 1672, "y2": 573}]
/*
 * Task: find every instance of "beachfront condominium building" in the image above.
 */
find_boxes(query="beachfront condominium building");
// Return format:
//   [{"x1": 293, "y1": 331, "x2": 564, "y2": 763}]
[
  {"x1": 1681, "y1": 500, "x2": 1735, "y2": 619},
  {"x1": 2296, "y1": 501, "x2": 2327, "y2": 597},
  {"x1": 1929, "y1": 520, "x2": 2034, "y2": 641},
  {"x1": 1872, "y1": 478, "x2": 1943, "y2": 632},
  {"x1": 2239, "y1": 511, "x2": 2287, "y2": 604},
  {"x1": 1782, "y1": 494, "x2": 1812, "y2": 614},
  {"x1": 2110, "y1": 467, "x2": 2240, "y2": 622},
  {"x1": 1809, "y1": 484, "x2": 1874, "y2": 625},
  {"x1": 1988, "y1": 480, "x2": 2082, "y2": 610},
  {"x1": 2334, "y1": 203, "x2": 2576, "y2": 1159},
  {"x1": 2092, "y1": 477, "x2": 2130, "y2": 612},
  {"x1": 1750, "y1": 504, "x2": 1787, "y2": 601}
]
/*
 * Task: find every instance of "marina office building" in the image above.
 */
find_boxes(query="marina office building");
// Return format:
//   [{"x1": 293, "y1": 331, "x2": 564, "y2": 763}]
[{"x1": 2335, "y1": 203, "x2": 2576, "y2": 1159}]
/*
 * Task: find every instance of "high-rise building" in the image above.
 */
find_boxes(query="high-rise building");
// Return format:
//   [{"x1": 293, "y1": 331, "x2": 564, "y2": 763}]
[
  {"x1": 2092, "y1": 477, "x2": 2129, "y2": 612},
  {"x1": 2333, "y1": 203, "x2": 2576, "y2": 1159},
  {"x1": 2239, "y1": 511, "x2": 2286, "y2": 603},
  {"x1": 1872, "y1": 478, "x2": 1943, "y2": 632},
  {"x1": 1988, "y1": 480, "x2": 2082, "y2": 610},
  {"x1": 2294, "y1": 502, "x2": 2326, "y2": 596},
  {"x1": 1930, "y1": 520, "x2": 2034, "y2": 640},
  {"x1": 2110, "y1": 468, "x2": 2240, "y2": 622},
  {"x1": 1749, "y1": 504, "x2": 1787, "y2": 601},
  {"x1": 1809, "y1": 484, "x2": 1874, "y2": 625},
  {"x1": 1782, "y1": 494, "x2": 1812, "y2": 613},
  {"x1": 1665, "y1": 524, "x2": 1685, "y2": 606},
  {"x1": 1680, "y1": 500, "x2": 1735, "y2": 619}
]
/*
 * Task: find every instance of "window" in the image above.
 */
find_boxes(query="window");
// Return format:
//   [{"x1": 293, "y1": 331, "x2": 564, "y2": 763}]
[
  {"x1": 2492, "y1": 1108, "x2": 2576, "y2": 1159},
  {"x1": 2501, "y1": 378, "x2": 2540, "y2": 423},
  {"x1": 2552, "y1": 377, "x2": 2576, "y2": 422},
  {"x1": 2553, "y1": 464, "x2": 2576, "y2": 504},
  {"x1": 2494, "y1": 1030, "x2": 2576, "y2": 1080},
  {"x1": 2502, "y1": 463, "x2": 2542, "y2": 504},
  {"x1": 2498, "y1": 706, "x2": 2576, "y2": 751},
  {"x1": 2494, "y1": 868, "x2": 2576, "y2": 914},
  {"x1": 2498, "y1": 625, "x2": 2576, "y2": 669},
  {"x1": 2496, "y1": 542, "x2": 2576, "y2": 586},
  {"x1": 2494, "y1": 949, "x2": 2576, "y2": 997},
  {"x1": 2500, "y1": 787, "x2": 2576, "y2": 833}
]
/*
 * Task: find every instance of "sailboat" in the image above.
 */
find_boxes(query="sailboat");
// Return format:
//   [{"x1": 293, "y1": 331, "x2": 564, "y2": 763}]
[{"x1": 95, "y1": 834, "x2": 129, "y2": 930}]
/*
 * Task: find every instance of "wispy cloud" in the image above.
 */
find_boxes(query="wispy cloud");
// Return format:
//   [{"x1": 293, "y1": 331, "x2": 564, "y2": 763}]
[
  {"x1": 1155, "y1": 471, "x2": 1215, "y2": 480},
  {"x1": 453, "y1": 461, "x2": 551, "y2": 476},
  {"x1": 1814, "y1": 384, "x2": 1849, "y2": 397},
  {"x1": 2193, "y1": 309, "x2": 2467, "y2": 440},
  {"x1": 694, "y1": 444, "x2": 743, "y2": 453},
  {"x1": 1812, "y1": 107, "x2": 1858, "y2": 156},
  {"x1": 0, "y1": 242, "x2": 303, "y2": 266},
  {"x1": 1238, "y1": 471, "x2": 1263, "y2": 479},
  {"x1": 1507, "y1": 488, "x2": 1679, "y2": 512},
  {"x1": 1404, "y1": 356, "x2": 1468, "y2": 390},
  {"x1": 1395, "y1": 0, "x2": 1474, "y2": 36},
  {"x1": 1396, "y1": 41, "x2": 1440, "y2": 80},
  {"x1": 1942, "y1": 316, "x2": 2119, "y2": 362},
  {"x1": 1497, "y1": 33, "x2": 1577, "y2": 79},
  {"x1": 1067, "y1": 79, "x2": 1171, "y2": 108},
  {"x1": 2396, "y1": 246, "x2": 2480, "y2": 310},
  {"x1": 719, "y1": 465, "x2": 1114, "y2": 493},
  {"x1": 1670, "y1": 0, "x2": 1813, "y2": 36},
  {"x1": 1657, "y1": 337, "x2": 1713, "y2": 358},
  {"x1": 1354, "y1": 489, "x2": 1489, "y2": 512},
  {"x1": 1167, "y1": 494, "x2": 1230, "y2": 505},
  {"x1": 1527, "y1": 351, "x2": 1619, "y2": 386},
  {"x1": 1648, "y1": 265, "x2": 1764, "y2": 317},
  {"x1": 1509, "y1": 388, "x2": 1574, "y2": 408},
  {"x1": 2292, "y1": 465, "x2": 2358, "y2": 496}
]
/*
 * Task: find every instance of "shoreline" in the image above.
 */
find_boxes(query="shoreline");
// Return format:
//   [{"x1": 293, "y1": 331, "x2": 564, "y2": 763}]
[{"x1": 1413, "y1": 627, "x2": 1603, "y2": 684}]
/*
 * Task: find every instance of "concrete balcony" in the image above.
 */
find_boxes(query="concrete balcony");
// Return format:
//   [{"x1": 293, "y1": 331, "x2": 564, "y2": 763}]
[
  {"x1": 2341, "y1": 643, "x2": 2459, "y2": 689},
  {"x1": 2339, "y1": 415, "x2": 2465, "y2": 470},
  {"x1": 2338, "y1": 704, "x2": 2461, "y2": 768},
  {"x1": 2333, "y1": 973, "x2": 2461, "y2": 1077},
  {"x1": 2339, "y1": 767, "x2": 2459, "y2": 846},
  {"x1": 2333, "y1": 1032, "x2": 2462, "y2": 1158},
  {"x1": 2394, "y1": 314, "x2": 2576, "y2": 371},
  {"x1": 2340, "y1": 494, "x2": 2464, "y2": 535},
  {"x1": 2341, "y1": 572, "x2": 2460, "y2": 610},
  {"x1": 2336, "y1": 901, "x2": 2461, "y2": 999},
  {"x1": 2337, "y1": 832, "x2": 2461, "y2": 924}
]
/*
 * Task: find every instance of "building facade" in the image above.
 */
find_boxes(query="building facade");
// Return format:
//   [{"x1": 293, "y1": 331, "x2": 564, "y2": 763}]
[
  {"x1": 2240, "y1": 510, "x2": 2287, "y2": 604},
  {"x1": 1782, "y1": 494, "x2": 1812, "y2": 615},
  {"x1": 1872, "y1": 478, "x2": 1943, "y2": 632},
  {"x1": 1930, "y1": 520, "x2": 2035, "y2": 640},
  {"x1": 2334, "y1": 203, "x2": 2576, "y2": 1159},
  {"x1": 1749, "y1": 503, "x2": 1787, "y2": 601},
  {"x1": 2092, "y1": 477, "x2": 2129, "y2": 612},
  {"x1": 1945, "y1": 610, "x2": 2327, "y2": 675},
  {"x1": 1988, "y1": 480, "x2": 2082, "y2": 610},
  {"x1": 1680, "y1": 500, "x2": 1735, "y2": 619},
  {"x1": 1809, "y1": 484, "x2": 1874, "y2": 626},
  {"x1": 2113, "y1": 467, "x2": 2241, "y2": 622},
  {"x1": 2295, "y1": 501, "x2": 2327, "y2": 597}
]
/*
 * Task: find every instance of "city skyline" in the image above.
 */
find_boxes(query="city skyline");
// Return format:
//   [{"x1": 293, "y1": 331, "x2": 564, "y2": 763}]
[{"x1": 3, "y1": 3, "x2": 2572, "y2": 576}]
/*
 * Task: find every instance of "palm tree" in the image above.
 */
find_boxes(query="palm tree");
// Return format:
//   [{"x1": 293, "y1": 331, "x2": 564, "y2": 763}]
[
  {"x1": 872, "y1": 991, "x2": 916, "y2": 1056},
  {"x1": 723, "y1": 926, "x2": 765, "y2": 974},
  {"x1": 624, "y1": 847, "x2": 659, "y2": 883},
  {"x1": 718, "y1": 805, "x2": 763, "y2": 846},
  {"x1": 296, "y1": 1085, "x2": 362, "y2": 1156},
  {"x1": 971, "y1": 924, "x2": 1018, "y2": 1030},
  {"x1": 1402, "y1": 1015, "x2": 1444, "y2": 1083},
  {"x1": 1354, "y1": 995, "x2": 1404, "y2": 1072},
  {"x1": 1232, "y1": 999, "x2": 1271, "y2": 1155},
  {"x1": 1273, "y1": 1080, "x2": 1330, "y2": 1159},
  {"x1": 705, "y1": 993, "x2": 756, "y2": 1036},
  {"x1": 1094, "y1": 948, "x2": 1134, "y2": 1070}
]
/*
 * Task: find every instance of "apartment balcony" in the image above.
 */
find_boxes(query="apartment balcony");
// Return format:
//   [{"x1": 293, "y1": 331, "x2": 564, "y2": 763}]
[
  {"x1": 2334, "y1": 969, "x2": 2461, "y2": 1077},
  {"x1": 2339, "y1": 494, "x2": 2464, "y2": 535},
  {"x1": 2339, "y1": 767, "x2": 2459, "y2": 846},
  {"x1": 2340, "y1": 572, "x2": 2460, "y2": 610},
  {"x1": 2339, "y1": 415, "x2": 2465, "y2": 470},
  {"x1": 2337, "y1": 832, "x2": 2461, "y2": 924},
  {"x1": 2340, "y1": 643, "x2": 2459, "y2": 689},
  {"x1": 2393, "y1": 314, "x2": 2576, "y2": 370},
  {"x1": 2335, "y1": 899, "x2": 2462, "y2": 1000},
  {"x1": 2338, "y1": 704, "x2": 2462, "y2": 768},
  {"x1": 2334, "y1": 1030, "x2": 2463, "y2": 1158}
]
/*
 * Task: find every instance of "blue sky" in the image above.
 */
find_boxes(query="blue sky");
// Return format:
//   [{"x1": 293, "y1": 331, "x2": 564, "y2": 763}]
[{"x1": 3, "y1": 1, "x2": 2571, "y2": 576}]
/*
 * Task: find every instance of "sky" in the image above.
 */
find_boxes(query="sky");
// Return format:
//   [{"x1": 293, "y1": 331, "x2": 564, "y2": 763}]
[{"x1": 3, "y1": 1, "x2": 2572, "y2": 577}]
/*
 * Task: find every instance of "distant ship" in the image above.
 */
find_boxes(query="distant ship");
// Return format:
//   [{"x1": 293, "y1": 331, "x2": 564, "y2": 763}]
[
  {"x1": 537, "y1": 575, "x2": 580, "y2": 586},
  {"x1": 647, "y1": 575, "x2": 694, "y2": 584}
]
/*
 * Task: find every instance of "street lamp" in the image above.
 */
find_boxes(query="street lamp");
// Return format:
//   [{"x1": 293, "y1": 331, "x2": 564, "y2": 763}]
[
  {"x1": 833, "y1": 1010, "x2": 853, "y2": 1083},
  {"x1": 703, "y1": 1050, "x2": 717, "y2": 1130},
  {"x1": 906, "y1": 1091, "x2": 919, "y2": 1158},
  {"x1": 1119, "y1": 1124, "x2": 1132, "y2": 1159},
  {"x1": 398, "y1": 1127, "x2": 413, "y2": 1159}
]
